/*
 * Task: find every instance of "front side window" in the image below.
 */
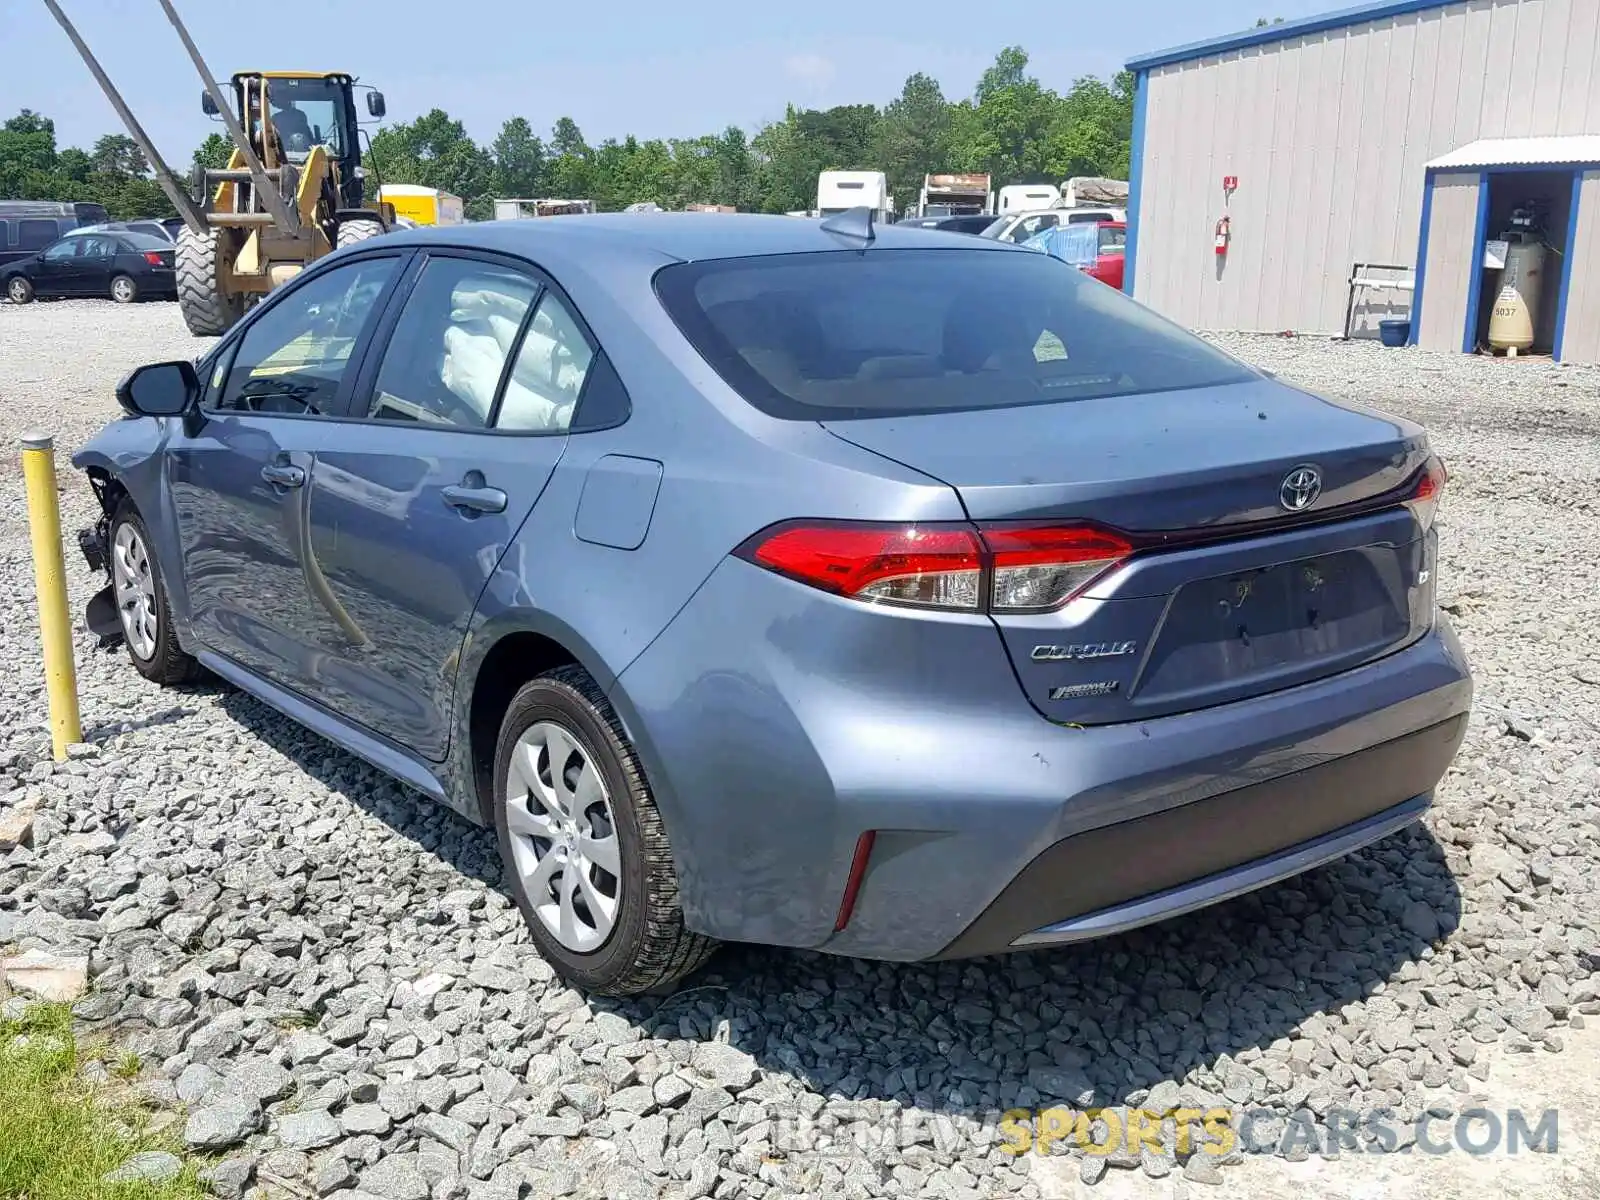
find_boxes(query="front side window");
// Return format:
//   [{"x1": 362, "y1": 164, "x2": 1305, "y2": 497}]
[
  {"x1": 655, "y1": 248, "x2": 1257, "y2": 421},
  {"x1": 215, "y1": 256, "x2": 398, "y2": 416},
  {"x1": 366, "y1": 259, "x2": 538, "y2": 429},
  {"x1": 42, "y1": 238, "x2": 81, "y2": 261}
]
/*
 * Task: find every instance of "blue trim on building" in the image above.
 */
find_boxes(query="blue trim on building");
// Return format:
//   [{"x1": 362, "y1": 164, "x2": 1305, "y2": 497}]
[
  {"x1": 1461, "y1": 172, "x2": 1491, "y2": 354},
  {"x1": 1123, "y1": 70, "x2": 1148, "y2": 296},
  {"x1": 1127, "y1": 0, "x2": 1463, "y2": 71},
  {"x1": 1407, "y1": 175, "x2": 1436, "y2": 346},
  {"x1": 1552, "y1": 170, "x2": 1585, "y2": 363}
]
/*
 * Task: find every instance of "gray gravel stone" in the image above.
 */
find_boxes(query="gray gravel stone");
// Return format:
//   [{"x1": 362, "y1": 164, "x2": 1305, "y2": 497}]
[
  {"x1": 185, "y1": 1094, "x2": 263, "y2": 1149},
  {"x1": 226, "y1": 1057, "x2": 295, "y2": 1104},
  {"x1": 204, "y1": 1156, "x2": 255, "y2": 1200},
  {"x1": 360, "y1": 1155, "x2": 431, "y2": 1200},
  {"x1": 104, "y1": 1151, "x2": 182, "y2": 1184},
  {"x1": 276, "y1": 1110, "x2": 344, "y2": 1151},
  {"x1": 341, "y1": 1103, "x2": 393, "y2": 1136}
]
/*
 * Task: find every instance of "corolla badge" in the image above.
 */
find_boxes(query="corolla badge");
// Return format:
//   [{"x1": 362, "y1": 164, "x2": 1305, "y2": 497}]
[
  {"x1": 1031, "y1": 641, "x2": 1137, "y2": 662},
  {"x1": 1279, "y1": 465, "x2": 1323, "y2": 512}
]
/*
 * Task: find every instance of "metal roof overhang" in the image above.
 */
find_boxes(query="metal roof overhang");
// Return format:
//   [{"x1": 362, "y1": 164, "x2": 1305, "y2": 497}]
[{"x1": 1425, "y1": 136, "x2": 1600, "y2": 172}]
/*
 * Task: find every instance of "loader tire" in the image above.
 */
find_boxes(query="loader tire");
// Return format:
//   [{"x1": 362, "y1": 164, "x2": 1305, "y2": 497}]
[
  {"x1": 336, "y1": 218, "x2": 386, "y2": 249},
  {"x1": 176, "y1": 226, "x2": 245, "y2": 338}
]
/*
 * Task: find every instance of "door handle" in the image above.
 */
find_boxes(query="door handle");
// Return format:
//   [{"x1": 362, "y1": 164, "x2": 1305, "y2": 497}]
[
  {"x1": 261, "y1": 463, "x2": 305, "y2": 488},
  {"x1": 442, "y1": 484, "x2": 508, "y2": 514}
]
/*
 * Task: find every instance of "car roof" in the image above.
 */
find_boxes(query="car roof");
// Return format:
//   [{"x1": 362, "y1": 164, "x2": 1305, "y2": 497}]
[{"x1": 380, "y1": 212, "x2": 1021, "y2": 266}]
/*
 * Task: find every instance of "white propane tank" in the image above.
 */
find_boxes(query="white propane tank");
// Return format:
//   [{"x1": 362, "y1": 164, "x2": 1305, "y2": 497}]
[{"x1": 1487, "y1": 241, "x2": 1548, "y2": 352}]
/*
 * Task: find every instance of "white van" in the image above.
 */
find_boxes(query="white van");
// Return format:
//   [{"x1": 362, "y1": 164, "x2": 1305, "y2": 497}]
[{"x1": 996, "y1": 184, "x2": 1061, "y2": 214}]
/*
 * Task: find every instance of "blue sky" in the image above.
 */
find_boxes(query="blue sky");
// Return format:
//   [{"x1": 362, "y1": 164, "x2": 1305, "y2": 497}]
[{"x1": 3, "y1": 0, "x2": 1333, "y2": 160}]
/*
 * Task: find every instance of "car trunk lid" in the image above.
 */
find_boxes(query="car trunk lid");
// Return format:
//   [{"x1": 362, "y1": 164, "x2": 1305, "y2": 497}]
[{"x1": 823, "y1": 378, "x2": 1440, "y2": 724}]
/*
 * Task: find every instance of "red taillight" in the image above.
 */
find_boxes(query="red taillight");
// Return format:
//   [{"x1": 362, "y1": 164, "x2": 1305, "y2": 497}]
[
  {"x1": 143, "y1": 251, "x2": 164, "y2": 266},
  {"x1": 1406, "y1": 457, "x2": 1448, "y2": 531},
  {"x1": 737, "y1": 520, "x2": 1132, "y2": 613},
  {"x1": 746, "y1": 521, "x2": 983, "y2": 610},
  {"x1": 980, "y1": 524, "x2": 1133, "y2": 612}
]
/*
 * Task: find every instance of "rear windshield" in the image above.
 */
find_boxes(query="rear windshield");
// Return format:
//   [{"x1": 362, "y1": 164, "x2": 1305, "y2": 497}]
[{"x1": 653, "y1": 248, "x2": 1256, "y2": 420}]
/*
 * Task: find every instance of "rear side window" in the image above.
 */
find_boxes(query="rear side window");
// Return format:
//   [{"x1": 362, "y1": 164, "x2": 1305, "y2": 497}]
[
  {"x1": 365, "y1": 258, "x2": 538, "y2": 429},
  {"x1": 18, "y1": 220, "x2": 60, "y2": 250},
  {"x1": 654, "y1": 248, "x2": 1255, "y2": 420}
]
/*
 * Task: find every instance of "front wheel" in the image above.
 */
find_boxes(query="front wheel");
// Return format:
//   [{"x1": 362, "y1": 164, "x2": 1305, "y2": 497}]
[
  {"x1": 492, "y1": 666, "x2": 718, "y2": 996},
  {"x1": 110, "y1": 274, "x2": 138, "y2": 304},
  {"x1": 336, "y1": 217, "x2": 385, "y2": 249},
  {"x1": 109, "y1": 501, "x2": 199, "y2": 686},
  {"x1": 6, "y1": 276, "x2": 34, "y2": 304}
]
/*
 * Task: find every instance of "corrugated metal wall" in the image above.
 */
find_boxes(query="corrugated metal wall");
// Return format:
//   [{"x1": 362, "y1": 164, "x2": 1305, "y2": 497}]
[
  {"x1": 1561, "y1": 171, "x2": 1600, "y2": 362},
  {"x1": 1133, "y1": 0, "x2": 1600, "y2": 333},
  {"x1": 1416, "y1": 174, "x2": 1482, "y2": 350}
]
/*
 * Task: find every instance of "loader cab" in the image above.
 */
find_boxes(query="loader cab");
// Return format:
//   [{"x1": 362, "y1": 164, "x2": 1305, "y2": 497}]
[{"x1": 204, "y1": 71, "x2": 382, "y2": 209}]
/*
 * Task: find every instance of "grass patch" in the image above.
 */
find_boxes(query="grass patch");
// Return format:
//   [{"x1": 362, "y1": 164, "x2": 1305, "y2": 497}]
[{"x1": 0, "y1": 1002, "x2": 207, "y2": 1200}]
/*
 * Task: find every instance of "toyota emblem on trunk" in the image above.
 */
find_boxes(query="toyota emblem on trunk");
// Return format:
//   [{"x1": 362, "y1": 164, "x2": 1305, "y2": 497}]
[{"x1": 1279, "y1": 465, "x2": 1322, "y2": 511}]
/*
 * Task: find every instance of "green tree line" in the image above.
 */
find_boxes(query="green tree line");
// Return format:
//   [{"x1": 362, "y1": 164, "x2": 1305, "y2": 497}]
[{"x1": 3, "y1": 48, "x2": 1132, "y2": 222}]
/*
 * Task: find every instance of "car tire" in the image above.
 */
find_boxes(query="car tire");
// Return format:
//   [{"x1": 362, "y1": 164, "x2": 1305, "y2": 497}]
[
  {"x1": 492, "y1": 665, "x2": 718, "y2": 996},
  {"x1": 336, "y1": 217, "x2": 385, "y2": 249},
  {"x1": 5, "y1": 276, "x2": 33, "y2": 305},
  {"x1": 110, "y1": 274, "x2": 138, "y2": 304},
  {"x1": 109, "y1": 500, "x2": 200, "y2": 686}
]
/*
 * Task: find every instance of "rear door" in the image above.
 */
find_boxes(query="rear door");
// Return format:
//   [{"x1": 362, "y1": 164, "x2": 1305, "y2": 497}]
[
  {"x1": 73, "y1": 235, "x2": 119, "y2": 296},
  {"x1": 292, "y1": 250, "x2": 592, "y2": 760}
]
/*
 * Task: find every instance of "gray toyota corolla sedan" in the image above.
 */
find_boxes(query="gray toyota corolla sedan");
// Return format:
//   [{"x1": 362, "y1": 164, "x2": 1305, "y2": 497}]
[{"x1": 72, "y1": 212, "x2": 1472, "y2": 996}]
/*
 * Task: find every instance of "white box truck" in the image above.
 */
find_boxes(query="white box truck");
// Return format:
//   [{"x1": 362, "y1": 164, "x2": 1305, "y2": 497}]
[
  {"x1": 916, "y1": 173, "x2": 992, "y2": 217},
  {"x1": 816, "y1": 171, "x2": 892, "y2": 220}
]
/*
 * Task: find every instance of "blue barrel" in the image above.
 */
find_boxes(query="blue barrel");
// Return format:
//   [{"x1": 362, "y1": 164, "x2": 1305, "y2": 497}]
[{"x1": 1378, "y1": 319, "x2": 1410, "y2": 347}]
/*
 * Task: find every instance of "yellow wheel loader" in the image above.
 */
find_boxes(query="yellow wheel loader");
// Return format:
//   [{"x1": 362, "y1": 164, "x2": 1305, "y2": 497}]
[{"x1": 44, "y1": 0, "x2": 398, "y2": 337}]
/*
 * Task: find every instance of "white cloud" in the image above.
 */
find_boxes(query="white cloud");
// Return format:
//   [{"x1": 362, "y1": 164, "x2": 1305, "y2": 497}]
[{"x1": 783, "y1": 53, "x2": 835, "y2": 88}]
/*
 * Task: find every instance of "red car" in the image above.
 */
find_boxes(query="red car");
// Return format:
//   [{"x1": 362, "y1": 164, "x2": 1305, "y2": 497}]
[{"x1": 1083, "y1": 221, "x2": 1126, "y2": 289}]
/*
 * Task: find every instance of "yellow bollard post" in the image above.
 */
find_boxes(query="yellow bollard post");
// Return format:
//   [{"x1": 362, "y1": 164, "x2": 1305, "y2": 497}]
[{"x1": 21, "y1": 433, "x2": 83, "y2": 760}]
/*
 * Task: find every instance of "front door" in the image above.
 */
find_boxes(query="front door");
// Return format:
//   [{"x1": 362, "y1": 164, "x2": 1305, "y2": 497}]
[
  {"x1": 290, "y1": 252, "x2": 595, "y2": 760},
  {"x1": 166, "y1": 252, "x2": 406, "y2": 690},
  {"x1": 33, "y1": 236, "x2": 82, "y2": 296}
]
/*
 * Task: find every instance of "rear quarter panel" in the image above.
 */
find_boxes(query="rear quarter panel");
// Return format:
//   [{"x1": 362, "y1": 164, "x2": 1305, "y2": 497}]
[{"x1": 452, "y1": 246, "x2": 965, "y2": 819}]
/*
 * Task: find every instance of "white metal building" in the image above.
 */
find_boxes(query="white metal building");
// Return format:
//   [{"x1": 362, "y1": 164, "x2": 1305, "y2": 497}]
[{"x1": 1124, "y1": 0, "x2": 1600, "y2": 362}]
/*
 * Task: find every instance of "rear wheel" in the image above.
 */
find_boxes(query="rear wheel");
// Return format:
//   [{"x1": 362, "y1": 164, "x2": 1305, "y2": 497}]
[
  {"x1": 492, "y1": 666, "x2": 718, "y2": 996},
  {"x1": 5, "y1": 276, "x2": 33, "y2": 304},
  {"x1": 336, "y1": 217, "x2": 385, "y2": 249},
  {"x1": 109, "y1": 501, "x2": 199, "y2": 686},
  {"x1": 176, "y1": 226, "x2": 245, "y2": 336},
  {"x1": 110, "y1": 274, "x2": 138, "y2": 304}
]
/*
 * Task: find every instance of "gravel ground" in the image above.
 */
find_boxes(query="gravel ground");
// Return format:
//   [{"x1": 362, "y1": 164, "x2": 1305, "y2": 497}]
[{"x1": 0, "y1": 300, "x2": 1597, "y2": 1200}]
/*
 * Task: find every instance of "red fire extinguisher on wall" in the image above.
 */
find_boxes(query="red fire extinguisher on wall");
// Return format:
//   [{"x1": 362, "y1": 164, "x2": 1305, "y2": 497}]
[{"x1": 1214, "y1": 215, "x2": 1231, "y2": 257}]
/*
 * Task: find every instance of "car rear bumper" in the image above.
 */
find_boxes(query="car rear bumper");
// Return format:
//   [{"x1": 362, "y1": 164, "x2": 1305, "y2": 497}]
[
  {"x1": 611, "y1": 557, "x2": 1473, "y2": 961},
  {"x1": 934, "y1": 716, "x2": 1462, "y2": 958}
]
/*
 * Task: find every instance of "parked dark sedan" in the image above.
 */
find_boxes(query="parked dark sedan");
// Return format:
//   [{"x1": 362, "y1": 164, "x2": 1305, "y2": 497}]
[{"x1": 2, "y1": 230, "x2": 175, "y2": 305}]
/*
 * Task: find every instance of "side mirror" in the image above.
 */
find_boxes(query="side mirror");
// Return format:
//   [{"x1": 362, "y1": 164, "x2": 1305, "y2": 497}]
[
  {"x1": 116, "y1": 361, "x2": 199, "y2": 418},
  {"x1": 201, "y1": 91, "x2": 219, "y2": 116},
  {"x1": 366, "y1": 91, "x2": 386, "y2": 119}
]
